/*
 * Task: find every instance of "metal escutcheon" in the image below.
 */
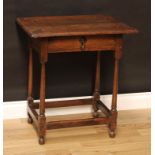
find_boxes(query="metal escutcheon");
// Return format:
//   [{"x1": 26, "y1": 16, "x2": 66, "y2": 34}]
[{"x1": 79, "y1": 36, "x2": 87, "y2": 50}]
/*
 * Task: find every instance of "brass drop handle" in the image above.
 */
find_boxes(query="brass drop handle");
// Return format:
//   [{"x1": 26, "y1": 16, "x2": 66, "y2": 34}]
[{"x1": 79, "y1": 36, "x2": 87, "y2": 50}]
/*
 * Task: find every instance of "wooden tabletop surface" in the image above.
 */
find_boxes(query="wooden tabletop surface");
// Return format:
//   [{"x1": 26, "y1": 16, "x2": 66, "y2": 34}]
[{"x1": 16, "y1": 15, "x2": 138, "y2": 38}]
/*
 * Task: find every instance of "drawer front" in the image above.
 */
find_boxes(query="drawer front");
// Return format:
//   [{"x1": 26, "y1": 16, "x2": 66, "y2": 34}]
[
  {"x1": 48, "y1": 36, "x2": 116, "y2": 53},
  {"x1": 48, "y1": 37, "x2": 81, "y2": 53}
]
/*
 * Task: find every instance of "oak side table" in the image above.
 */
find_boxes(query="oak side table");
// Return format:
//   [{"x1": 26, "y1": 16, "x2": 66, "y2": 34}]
[{"x1": 16, "y1": 15, "x2": 138, "y2": 144}]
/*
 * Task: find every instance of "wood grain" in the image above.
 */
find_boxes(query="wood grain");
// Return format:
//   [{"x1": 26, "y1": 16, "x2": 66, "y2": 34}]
[
  {"x1": 32, "y1": 98, "x2": 93, "y2": 109},
  {"x1": 16, "y1": 15, "x2": 138, "y2": 38},
  {"x1": 16, "y1": 14, "x2": 138, "y2": 144},
  {"x1": 48, "y1": 35, "x2": 117, "y2": 53},
  {"x1": 4, "y1": 109, "x2": 150, "y2": 155},
  {"x1": 47, "y1": 117, "x2": 109, "y2": 130}
]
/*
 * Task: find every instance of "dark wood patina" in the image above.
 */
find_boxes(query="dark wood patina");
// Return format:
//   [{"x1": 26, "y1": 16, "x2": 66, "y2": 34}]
[{"x1": 16, "y1": 15, "x2": 138, "y2": 144}]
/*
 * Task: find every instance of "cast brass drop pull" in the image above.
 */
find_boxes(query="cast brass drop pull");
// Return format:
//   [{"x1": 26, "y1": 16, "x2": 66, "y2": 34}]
[{"x1": 79, "y1": 36, "x2": 87, "y2": 50}]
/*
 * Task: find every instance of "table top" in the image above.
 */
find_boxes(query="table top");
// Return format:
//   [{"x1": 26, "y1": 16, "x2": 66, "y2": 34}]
[{"x1": 16, "y1": 15, "x2": 138, "y2": 38}]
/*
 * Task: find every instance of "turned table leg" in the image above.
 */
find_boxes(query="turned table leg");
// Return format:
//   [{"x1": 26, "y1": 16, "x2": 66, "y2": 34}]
[
  {"x1": 38, "y1": 39, "x2": 48, "y2": 145},
  {"x1": 92, "y1": 51, "x2": 100, "y2": 117},
  {"x1": 38, "y1": 62, "x2": 46, "y2": 144},
  {"x1": 109, "y1": 40, "x2": 122, "y2": 138},
  {"x1": 109, "y1": 58, "x2": 119, "y2": 137},
  {"x1": 27, "y1": 42, "x2": 33, "y2": 124}
]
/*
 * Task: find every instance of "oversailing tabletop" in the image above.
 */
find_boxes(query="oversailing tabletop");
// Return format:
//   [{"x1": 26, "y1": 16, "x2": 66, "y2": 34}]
[{"x1": 16, "y1": 15, "x2": 138, "y2": 38}]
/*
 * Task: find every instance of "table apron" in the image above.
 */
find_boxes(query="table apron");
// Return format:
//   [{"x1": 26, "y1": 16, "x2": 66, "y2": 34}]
[{"x1": 31, "y1": 35, "x2": 122, "y2": 54}]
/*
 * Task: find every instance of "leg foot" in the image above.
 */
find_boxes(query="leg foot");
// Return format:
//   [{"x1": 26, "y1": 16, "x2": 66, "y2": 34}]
[
  {"x1": 108, "y1": 123, "x2": 116, "y2": 138},
  {"x1": 27, "y1": 113, "x2": 33, "y2": 124},
  {"x1": 92, "y1": 111, "x2": 99, "y2": 118},
  {"x1": 108, "y1": 129, "x2": 116, "y2": 138},
  {"x1": 27, "y1": 117, "x2": 33, "y2": 124},
  {"x1": 39, "y1": 136, "x2": 45, "y2": 145}
]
